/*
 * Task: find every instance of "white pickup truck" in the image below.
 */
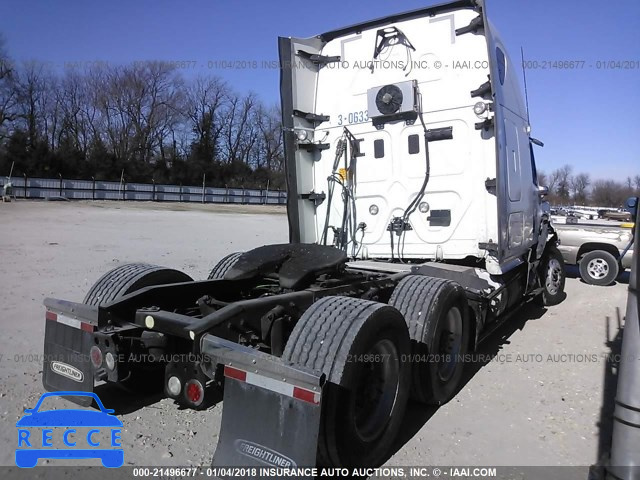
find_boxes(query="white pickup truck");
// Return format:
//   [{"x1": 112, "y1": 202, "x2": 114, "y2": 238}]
[{"x1": 555, "y1": 216, "x2": 635, "y2": 286}]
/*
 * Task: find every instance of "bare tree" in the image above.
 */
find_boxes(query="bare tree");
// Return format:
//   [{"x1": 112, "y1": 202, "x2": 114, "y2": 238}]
[
  {"x1": 95, "y1": 66, "x2": 133, "y2": 162},
  {"x1": 553, "y1": 164, "x2": 573, "y2": 204},
  {"x1": 548, "y1": 169, "x2": 560, "y2": 196},
  {"x1": 57, "y1": 68, "x2": 94, "y2": 155},
  {"x1": 571, "y1": 172, "x2": 590, "y2": 204},
  {"x1": 121, "y1": 61, "x2": 183, "y2": 164},
  {"x1": 592, "y1": 180, "x2": 628, "y2": 207},
  {"x1": 0, "y1": 34, "x2": 17, "y2": 140},
  {"x1": 185, "y1": 76, "x2": 229, "y2": 162},
  {"x1": 13, "y1": 61, "x2": 51, "y2": 148},
  {"x1": 254, "y1": 104, "x2": 283, "y2": 171},
  {"x1": 0, "y1": 34, "x2": 11, "y2": 81},
  {"x1": 223, "y1": 92, "x2": 257, "y2": 164},
  {"x1": 0, "y1": 42, "x2": 287, "y2": 184}
]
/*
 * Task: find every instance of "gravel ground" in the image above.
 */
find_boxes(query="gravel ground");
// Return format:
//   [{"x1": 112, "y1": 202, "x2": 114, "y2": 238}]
[{"x1": 0, "y1": 200, "x2": 630, "y2": 470}]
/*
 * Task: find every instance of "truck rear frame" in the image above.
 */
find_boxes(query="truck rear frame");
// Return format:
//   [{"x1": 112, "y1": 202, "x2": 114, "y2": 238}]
[{"x1": 40, "y1": 0, "x2": 567, "y2": 471}]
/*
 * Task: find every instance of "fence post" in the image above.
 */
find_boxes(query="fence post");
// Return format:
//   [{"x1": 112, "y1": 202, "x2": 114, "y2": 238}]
[
  {"x1": 92, "y1": 177, "x2": 96, "y2": 200},
  {"x1": 242, "y1": 185, "x2": 246, "y2": 204},
  {"x1": 225, "y1": 185, "x2": 229, "y2": 204},
  {"x1": 122, "y1": 181, "x2": 126, "y2": 201},
  {"x1": 58, "y1": 173, "x2": 63, "y2": 197},
  {"x1": 202, "y1": 174, "x2": 206, "y2": 204},
  {"x1": 152, "y1": 178, "x2": 156, "y2": 202},
  {"x1": 23, "y1": 173, "x2": 27, "y2": 198},
  {"x1": 179, "y1": 183, "x2": 182, "y2": 202}
]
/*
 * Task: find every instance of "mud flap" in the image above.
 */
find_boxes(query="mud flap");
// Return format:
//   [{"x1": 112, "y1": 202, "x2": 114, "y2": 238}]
[
  {"x1": 42, "y1": 300, "x2": 98, "y2": 406},
  {"x1": 213, "y1": 377, "x2": 321, "y2": 474},
  {"x1": 201, "y1": 335, "x2": 323, "y2": 477}
]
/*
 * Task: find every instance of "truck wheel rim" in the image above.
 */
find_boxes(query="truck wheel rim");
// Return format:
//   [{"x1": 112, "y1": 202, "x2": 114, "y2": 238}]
[
  {"x1": 587, "y1": 258, "x2": 608, "y2": 279},
  {"x1": 353, "y1": 338, "x2": 400, "y2": 442},
  {"x1": 437, "y1": 306, "x2": 463, "y2": 382},
  {"x1": 546, "y1": 258, "x2": 563, "y2": 295}
]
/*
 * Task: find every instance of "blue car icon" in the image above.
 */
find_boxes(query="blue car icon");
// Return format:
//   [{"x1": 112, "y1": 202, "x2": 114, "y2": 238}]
[{"x1": 16, "y1": 391, "x2": 123, "y2": 468}]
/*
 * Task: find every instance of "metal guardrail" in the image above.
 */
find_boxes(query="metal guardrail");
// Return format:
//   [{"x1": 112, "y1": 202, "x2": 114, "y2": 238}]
[{"x1": 1, "y1": 176, "x2": 287, "y2": 205}]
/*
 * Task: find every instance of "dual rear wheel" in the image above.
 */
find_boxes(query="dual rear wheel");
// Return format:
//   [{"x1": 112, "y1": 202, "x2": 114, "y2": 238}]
[
  {"x1": 283, "y1": 296, "x2": 411, "y2": 467},
  {"x1": 390, "y1": 275, "x2": 470, "y2": 405},
  {"x1": 283, "y1": 275, "x2": 470, "y2": 467}
]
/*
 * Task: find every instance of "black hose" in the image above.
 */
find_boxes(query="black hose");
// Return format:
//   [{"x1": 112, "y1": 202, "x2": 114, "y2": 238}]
[{"x1": 399, "y1": 98, "x2": 430, "y2": 261}]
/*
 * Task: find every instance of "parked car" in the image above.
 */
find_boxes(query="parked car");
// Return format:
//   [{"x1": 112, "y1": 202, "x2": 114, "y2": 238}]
[
  {"x1": 602, "y1": 210, "x2": 633, "y2": 222},
  {"x1": 566, "y1": 213, "x2": 579, "y2": 224},
  {"x1": 555, "y1": 223, "x2": 634, "y2": 285}
]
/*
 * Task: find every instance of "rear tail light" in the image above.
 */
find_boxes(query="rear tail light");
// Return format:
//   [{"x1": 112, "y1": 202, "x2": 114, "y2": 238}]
[
  {"x1": 90, "y1": 346, "x2": 103, "y2": 368},
  {"x1": 185, "y1": 379, "x2": 204, "y2": 407},
  {"x1": 167, "y1": 376, "x2": 182, "y2": 397}
]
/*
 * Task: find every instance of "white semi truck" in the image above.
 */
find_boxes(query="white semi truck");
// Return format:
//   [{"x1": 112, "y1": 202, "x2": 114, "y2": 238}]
[{"x1": 40, "y1": 0, "x2": 566, "y2": 471}]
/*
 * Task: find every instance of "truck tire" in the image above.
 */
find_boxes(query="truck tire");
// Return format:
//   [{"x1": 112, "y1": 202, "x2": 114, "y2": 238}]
[
  {"x1": 283, "y1": 296, "x2": 411, "y2": 467},
  {"x1": 207, "y1": 252, "x2": 243, "y2": 279},
  {"x1": 83, "y1": 263, "x2": 192, "y2": 391},
  {"x1": 579, "y1": 250, "x2": 619, "y2": 286},
  {"x1": 84, "y1": 263, "x2": 193, "y2": 306},
  {"x1": 389, "y1": 275, "x2": 469, "y2": 405},
  {"x1": 537, "y1": 245, "x2": 566, "y2": 305}
]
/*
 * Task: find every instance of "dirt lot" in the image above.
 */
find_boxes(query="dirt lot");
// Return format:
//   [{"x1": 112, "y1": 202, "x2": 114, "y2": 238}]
[{"x1": 0, "y1": 200, "x2": 631, "y2": 469}]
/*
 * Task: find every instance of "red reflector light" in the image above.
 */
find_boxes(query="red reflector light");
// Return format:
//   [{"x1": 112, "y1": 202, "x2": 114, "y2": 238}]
[
  {"x1": 81, "y1": 322, "x2": 94, "y2": 333},
  {"x1": 293, "y1": 386, "x2": 319, "y2": 404},
  {"x1": 223, "y1": 366, "x2": 247, "y2": 382},
  {"x1": 45, "y1": 311, "x2": 57, "y2": 321},
  {"x1": 90, "y1": 345, "x2": 103, "y2": 368},
  {"x1": 185, "y1": 379, "x2": 204, "y2": 407}
]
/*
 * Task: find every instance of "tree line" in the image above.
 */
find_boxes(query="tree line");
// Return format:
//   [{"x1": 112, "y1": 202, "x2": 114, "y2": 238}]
[
  {"x1": 1, "y1": 35, "x2": 637, "y2": 199},
  {"x1": 538, "y1": 165, "x2": 640, "y2": 208},
  {"x1": 0, "y1": 36, "x2": 285, "y2": 189}
]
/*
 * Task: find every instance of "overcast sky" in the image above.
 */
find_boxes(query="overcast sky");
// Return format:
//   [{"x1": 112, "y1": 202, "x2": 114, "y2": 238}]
[{"x1": 1, "y1": 0, "x2": 638, "y2": 181}]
